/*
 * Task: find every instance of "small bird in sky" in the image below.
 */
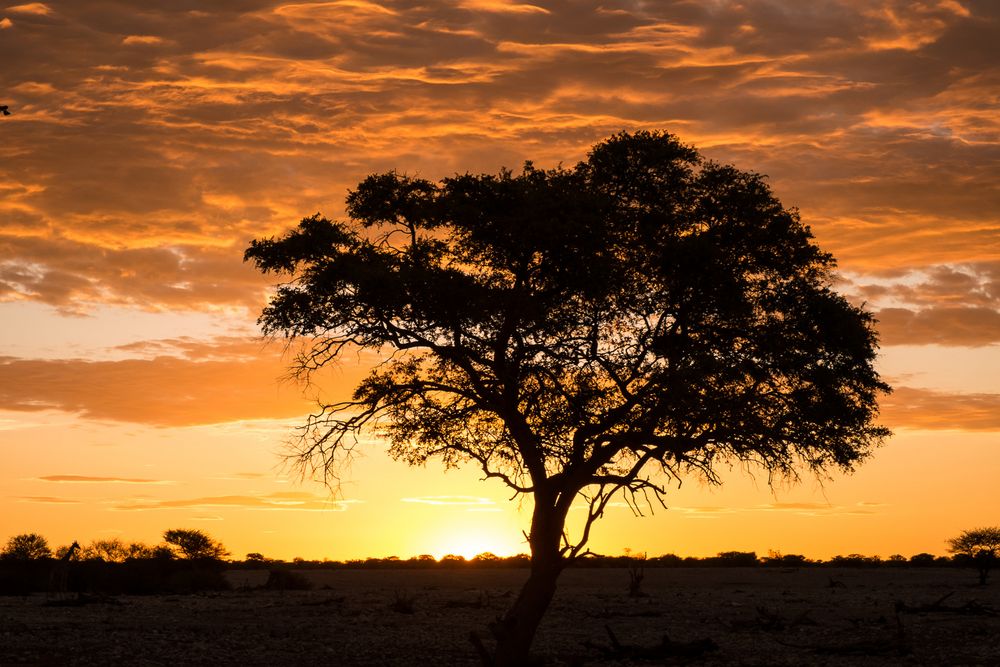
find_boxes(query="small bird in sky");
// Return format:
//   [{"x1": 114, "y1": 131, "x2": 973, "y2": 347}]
[{"x1": 0, "y1": 105, "x2": 10, "y2": 116}]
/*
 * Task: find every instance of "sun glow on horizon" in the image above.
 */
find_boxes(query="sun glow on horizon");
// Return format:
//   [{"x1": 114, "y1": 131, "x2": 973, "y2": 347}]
[{"x1": 425, "y1": 525, "x2": 525, "y2": 561}]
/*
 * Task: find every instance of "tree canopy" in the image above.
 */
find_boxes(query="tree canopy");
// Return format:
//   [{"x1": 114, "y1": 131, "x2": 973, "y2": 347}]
[
  {"x1": 246, "y1": 130, "x2": 890, "y2": 664},
  {"x1": 163, "y1": 529, "x2": 229, "y2": 561},
  {"x1": 1, "y1": 533, "x2": 51, "y2": 561},
  {"x1": 948, "y1": 526, "x2": 1000, "y2": 584}
]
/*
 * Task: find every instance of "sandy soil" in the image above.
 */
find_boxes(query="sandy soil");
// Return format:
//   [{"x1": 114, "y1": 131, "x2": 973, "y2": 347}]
[{"x1": 1, "y1": 567, "x2": 998, "y2": 665}]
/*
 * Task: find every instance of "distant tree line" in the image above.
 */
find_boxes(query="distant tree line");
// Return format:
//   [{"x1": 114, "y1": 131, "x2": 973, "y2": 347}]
[
  {"x1": 0, "y1": 529, "x2": 230, "y2": 596},
  {"x1": 1, "y1": 529, "x2": 228, "y2": 563},
  {"x1": 4, "y1": 526, "x2": 996, "y2": 596},
  {"x1": 236, "y1": 550, "x2": 965, "y2": 570}
]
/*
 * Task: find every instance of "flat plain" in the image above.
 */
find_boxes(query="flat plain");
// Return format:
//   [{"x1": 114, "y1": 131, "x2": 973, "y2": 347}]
[{"x1": 1, "y1": 567, "x2": 998, "y2": 665}]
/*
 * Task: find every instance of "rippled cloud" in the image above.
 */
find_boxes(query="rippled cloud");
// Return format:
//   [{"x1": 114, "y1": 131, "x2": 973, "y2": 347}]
[
  {"x1": 0, "y1": 1, "x2": 996, "y2": 345},
  {"x1": 111, "y1": 491, "x2": 359, "y2": 512}
]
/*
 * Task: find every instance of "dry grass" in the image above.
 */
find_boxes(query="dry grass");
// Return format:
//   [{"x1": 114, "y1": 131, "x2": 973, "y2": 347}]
[{"x1": 1, "y1": 567, "x2": 998, "y2": 665}]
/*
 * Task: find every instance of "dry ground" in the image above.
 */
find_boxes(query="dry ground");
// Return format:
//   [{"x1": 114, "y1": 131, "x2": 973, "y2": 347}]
[{"x1": 1, "y1": 567, "x2": 998, "y2": 665}]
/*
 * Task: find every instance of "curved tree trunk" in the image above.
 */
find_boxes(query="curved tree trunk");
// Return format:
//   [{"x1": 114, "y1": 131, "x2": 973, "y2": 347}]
[{"x1": 490, "y1": 498, "x2": 568, "y2": 666}]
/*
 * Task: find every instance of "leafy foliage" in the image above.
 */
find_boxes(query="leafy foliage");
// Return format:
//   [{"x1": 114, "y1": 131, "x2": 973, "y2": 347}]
[
  {"x1": 948, "y1": 526, "x2": 1000, "y2": 583},
  {"x1": 246, "y1": 131, "x2": 889, "y2": 551},
  {"x1": 246, "y1": 130, "x2": 890, "y2": 664},
  {"x1": 163, "y1": 528, "x2": 229, "y2": 560},
  {"x1": 1, "y1": 533, "x2": 51, "y2": 560}
]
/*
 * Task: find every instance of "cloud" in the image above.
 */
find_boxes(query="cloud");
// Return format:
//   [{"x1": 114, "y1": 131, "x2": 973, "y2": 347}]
[
  {"x1": 670, "y1": 501, "x2": 884, "y2": 517},
  {"x1": 854, "y1": 262, "x2": 1000, "y2": 309},
  {"x1": 875, "y1": 307, "x2": 1000, "y2": 346},
  {"x1": 880, "y1": 386, "x2": 1000, "y2": 430},
  {"x1": 111, "y1": 491, "x2": 358, "y2": 512},
  {"x1": 5, "y1": 3, "x2": 50, "y2": 15},
  {"x1": 0, "y1": 335, "x2": 373, "y2": 426},
  {"x1": 36, "y1": 475, "x2": 169, "y2": 484},
  {"x1": 401, "y1": 495, "x2": 496, "y2": 506},
  {"x1": 0, "y1": 0, "x2": 995, "y2": 317},
  {"x1": 0, "y1": 17, "x2": 12, "y2": 28},
  {"x1": 838, "y1": 262, "x2": 1000, "y2": 345},
  {"x1": 121, "y1": 35, "x2": 167, "y2": 46},
  {"x1": 15, "y1": 496, "x2": 80, "y2": 504},
  {"x1": 459, "y1": 0, "x2": 550, "y2": 14}
]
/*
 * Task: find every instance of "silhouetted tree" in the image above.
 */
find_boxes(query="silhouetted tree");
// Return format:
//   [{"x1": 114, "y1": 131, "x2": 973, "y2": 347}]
[
  {"x1": 246, "y1": 131, "x2": 890, "y2": 665},
  {"x1": 82, "y1": 538, "x2": 130, "y2": 562},
  {"x1": 163, "y1": 528, "x2": 229, "y2": 560},
  {"x1": 909, "y1": 552, "x2": 937, "y2": 566},
  {"x1": 1, "y1": 533, "x2": 51, "y2": 560},
  {"x1": 124, "y1": 541, "x2": 156, "y2": 560},
  {"x1": 948, "y1": 526, "x2": 1000, "y2": 584}
]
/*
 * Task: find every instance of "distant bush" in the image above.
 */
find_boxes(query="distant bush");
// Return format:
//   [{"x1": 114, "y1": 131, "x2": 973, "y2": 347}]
[
  {"x1": 762, "y1": 552, "x2": 809, "y2": 567},
  {"x1": 82, "y1": 538, "x2": 130, "y2": 563},
  {"x1": 909, "y1": 553, "x2": 937, "y2": 566},
  {"x1": 1, "y1": 533, "x2": 51, "y2": 561},
  {"x1": 709, "y1": 551, "x2": 759, "y2": 567},
  {"x1": 828, "y1": 554, "x2": 882, "y2": 567},
  {"x1": 648, "y1": 553, "x2": 683, "y2": 566},
  {"x1": 264, "y1": 569, "x2": 313, "y2": 591}
]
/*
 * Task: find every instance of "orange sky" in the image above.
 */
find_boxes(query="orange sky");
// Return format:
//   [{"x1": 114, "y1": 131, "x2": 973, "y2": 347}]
[{"x1": 1, "y1": 0, "x2": 998, "y2": 561}]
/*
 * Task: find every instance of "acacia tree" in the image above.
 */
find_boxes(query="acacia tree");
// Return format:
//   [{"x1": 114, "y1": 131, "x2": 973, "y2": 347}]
[
  {"x1": 1, "y1": 533, "x2": 51, "y2": 560},
  {"x1": 246, "y1": 131, "x2": 889, "y2": 665},
  {"x1": 947, "y1": 526, "x2": 1000, "y2": 584},
  {"x1": 163, "y1": 529, "x2": 229, "y2": 560}
]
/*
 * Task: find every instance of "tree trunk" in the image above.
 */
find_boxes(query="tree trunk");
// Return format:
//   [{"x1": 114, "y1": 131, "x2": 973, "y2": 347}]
[{"x1": 490, "y1": 500, "x2": 567, "y2": 666}]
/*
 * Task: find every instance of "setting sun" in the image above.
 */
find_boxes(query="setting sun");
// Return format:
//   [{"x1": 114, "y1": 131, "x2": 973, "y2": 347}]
[{"x1": 429, "y1": 527, "x2": 524, "y2": 561}]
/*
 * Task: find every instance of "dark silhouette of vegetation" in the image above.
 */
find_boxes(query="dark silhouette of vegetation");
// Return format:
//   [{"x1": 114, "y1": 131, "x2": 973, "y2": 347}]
[
  {"x1": 1, "y1": 533, "x2": 51, "y2": 560},
  {"x1": 163, "y1": 528, "x2": 230, "y2": 560},
  {"x1": 263, "y1": 568, "x2": 313, "y2": 591},
  {"x1": 761, "y1": 551, "x2": 810, "y2": 567},
  {"x1": 0, "y1": 529, "x2": 231, "y2": 596},
  {"x1": 245, "y1": 130, "x2": 890, "y2": 665},
  {"x1": 948, "y1": 526, "x2": 1000, "y2": 584},
  {"x1": 0, "y1": 526, "x2": 974, "y2": 598},
  {"x1": 625, "y1": 550, "x2": 646, "y2": 597}
]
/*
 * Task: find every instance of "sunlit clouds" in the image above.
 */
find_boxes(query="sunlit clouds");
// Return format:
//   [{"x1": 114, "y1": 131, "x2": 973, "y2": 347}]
[
  {"x1": 1, "y1": 0, "x2": 996, "y2": 322},
  {"x1": 111, "y1": 492, "x2": 359, "y2": 512},
  {"x1": 36, "y1": 475, "x2": 170, "y2": 484},
  {"x1": 1, "y1": 0, "x2": 997, "y2": 559}
]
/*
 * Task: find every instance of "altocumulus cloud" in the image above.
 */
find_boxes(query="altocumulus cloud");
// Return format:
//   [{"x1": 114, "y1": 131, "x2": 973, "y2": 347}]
[
  {"x1": 401, "y1": 495, "x2": 497, "y2": 507},
  {"x1": 36, "y1": 475, "x2": 170, "y2": 484},
  {"x1": 0, "y1": 0, "x2": 995, "y2": 342},
  {"x1": 880, "y1": 386, "x2": 1000, "y2": 431},
  {"x1": 0, "y1": 336, "x2": 372, "y2": 427},
  {"x1": 112, "y1": 491, "x2": 360, "y2": 512}
]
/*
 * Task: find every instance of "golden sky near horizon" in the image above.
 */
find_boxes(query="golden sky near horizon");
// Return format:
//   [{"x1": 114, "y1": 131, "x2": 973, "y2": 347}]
[{"x1": 1, "y1": 0, "x2": 998, "y2": 561}]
